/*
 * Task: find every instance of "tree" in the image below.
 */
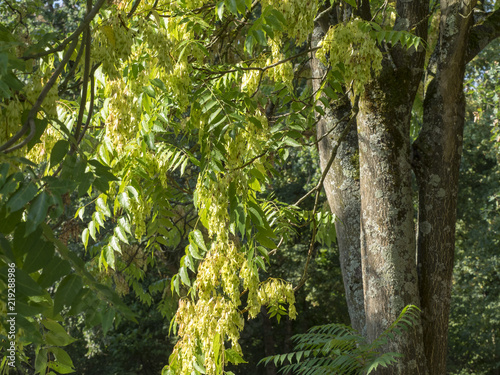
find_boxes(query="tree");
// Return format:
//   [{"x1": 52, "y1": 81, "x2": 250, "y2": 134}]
[
  {"x1": 312, "y1": 1, "x2": 500, "y2": 373},
  {"x1": 447, "y1": 40, "x2": 500, "y2": 374},
  {"x1": 1, "y1": 0, "x2": 499, "y2": 374}
]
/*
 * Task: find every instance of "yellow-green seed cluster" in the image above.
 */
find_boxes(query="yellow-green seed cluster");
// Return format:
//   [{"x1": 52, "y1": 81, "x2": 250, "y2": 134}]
[{"x1": 316, "y1": 19, "x2": 383, "y2": 96}]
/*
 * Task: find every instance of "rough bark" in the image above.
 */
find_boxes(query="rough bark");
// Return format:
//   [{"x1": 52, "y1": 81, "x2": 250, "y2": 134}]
[
  {"x1": 357, "y1": 60, "x2": 427, "y2": 373},
  {"x1": 355, "y1": 0, "x2": 429, "y2": 372},
  {"x1": 311, "y1": 0, "x2": 499, "y2": 373},
  {"x1": 311, "y1": 17, "x2": 366, "y2": 334},
  {"x1": 465, "y1": 7, "x2": 500, "y2": 62},
  {"x1": 412, "y1": 1, "x2": 476, "y2": 373}
]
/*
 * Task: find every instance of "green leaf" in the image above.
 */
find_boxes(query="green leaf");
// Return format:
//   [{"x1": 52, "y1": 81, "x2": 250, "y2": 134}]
[
  {"x1": 48, "y1": 361, "x2": 75, "y2": 374},
  {"x1": 225, "y1": 349, "x2": 247, "y2": 364},
  {"x1": 235, "y1": 0, "x2": 246, "y2": 13},
  {"x1": 150, "y1": 78, "x2": 167, "y2": 91},
  {"x1": 82, "y1": 228, "x2": 89, "y2": 249},
  {"x1": 37, "y1": 256, "x2": 72, "y2": 288},
  {"x1": 265, "y1": 14, "x2": 283, "y2": 31},
  {"x1": 6, "y1": 182, "x2": 37, "y2": 213},
  {"x1": 344, "y1": 0, "x2": 357, "y2": 8},
  {"x1": 171, "y1": 274, "x2": 180, "y2": 295},
  {"x1": 96, "y1": 196, "x2": 111, "y2": 217},
  {"x1": 26, "y1": 191, "x2": 50, "y2": 235},
  {"x1": 256, "y1": 231, "x2": 276, "y2": 249},
  {"x1": 89, "y1": 220, "x2": 96, "y2": 240},
  {"x1": 0, "y1": 80, "x2": 10, "y2": 99},
  {"x1": 315, "y1": 105, "x2": 326, "y2": 116},
  {"x1": 143, "y1": 85, "x2": 156, "y2": 98},
  {"x1": 5, "y1": 267, "x2": 46, "y2": 298},
  {"x1": 114, "y1": 226, "x2": 129, "y2": 244},
  {"x1": 50, "y1": 140, "x2": 70, "y2": 168},
  {"x1": 252, "y1": 29, "x2": 267, "y2": 46},
  {"x1": 179, "y1": 266, "x2": 191, "y2": 286},
  {"x1": 269, "y1": 9, "x2": 286, "y2": 25},
  {"x1": 104, "y1": 245, "x2": 115, "y2": 269},
  {"x1": 253, "y1": 255, "x2": 267, "y2": 271},
  {"x1": 224, "y1": 0, "x2": 238, "y2": 15},
  {"x1": 94, "y1": 211, "x2": 105, "y2": 227},
  {"x1": 35, "y1": 348, "x2": 48, "y2": 375},
  {"x1": 193, "y1": 359, "x2": 206, "y2": 374},
  {"x1": 0, "y1": 172, "x2": 23, "y2": 202},
  {"x1": 216, "y1": 1, "x2": 225, "y2": 20},
  {"x1": 101, "y1": 308, "x2": 115, "y2": 336},
  {"x1": 0, "y1": 163, "x2": 10, "y2": 187},
  {"x1": 110, "y1": 235, "x2": 121, "y2": 253},
  {"x1": 27, "y1": 118, "x2": 49, "y2": 151},
  {"x1": 48, "y1": 347, "x2": 74, "y2": 369},
  {"x1": 188, "y1": 243, "x2": 203, "y2": 260},
  {"x1": 283, "y1": 136, "x2": 301, "y2": 148},
  {"x1": 190, "y1": 229, "x2": 207, "y2": 252},
  {"x1": 54, "y1": 274, "x2": 83, "y2": 315},
  {"x1": 245, "y1": 34, "x2": 255, "y2": 56},
  {"x1": 23, "y1": 240, "x2": 55, "y2": 273},
  {"x1": 323, "y1": 85, "x2": 338, "y2": 99}
]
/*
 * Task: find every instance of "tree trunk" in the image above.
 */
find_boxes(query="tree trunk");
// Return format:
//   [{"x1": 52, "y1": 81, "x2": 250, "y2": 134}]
[
  {"x1": 413, "y1": 1, "x2": 476, "y2": 373},
  {"x1": 312, "y1": 0, "x2": 499, "y2": 373},
  {"x1": 311, "y1": 19, "x2": 366, "y2": 334},
  {"x1": 357, "y1": 62, "x2": 427, "y2": 373},
  {"x1": 262, "y1": 307, "x2": 277, "y2": 375}
]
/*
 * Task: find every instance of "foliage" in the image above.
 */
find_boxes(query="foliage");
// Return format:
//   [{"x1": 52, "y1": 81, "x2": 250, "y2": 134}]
[
  {"x1": 259, "y1": 305, "x2": 420, "y2": 375},
  {"x1": 0, "y1": 0, "x2": 498, "y2": 373},
  {"x1": 448, "y1": 40, "x2": 500, "y2": 375},
  {"x1": 0, "y1": 158, "x2": 136, "y2": 374}
]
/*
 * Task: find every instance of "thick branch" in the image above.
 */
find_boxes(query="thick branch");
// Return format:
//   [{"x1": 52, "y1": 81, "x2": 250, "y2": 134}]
[
  {"x1": 0, "y1": 37, "x2": 79, "y2": 153},
  {"x1": 73, "y1": 0, "x2": 93, "y2": 145},
  {"x1": 466, "y1": 7, "x2": 500, "y2": 63}
]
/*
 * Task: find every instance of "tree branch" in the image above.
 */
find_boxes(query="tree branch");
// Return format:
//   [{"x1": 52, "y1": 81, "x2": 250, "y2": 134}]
[
  {"x1": 73, "y1": 0, "x2": 93, "y2": 146},
  {"x1": 196, "y1": 47, "x2": 320, "y2": 78},
  {"x1": 466, "y1": 7, "x2": 500, "y2": 63},
  {"x1": 0, "y1": 37, "x2": 79, "y2": 153},
  {"x1": 21, "y1": 0, "x2": 107, "y2": 61}
]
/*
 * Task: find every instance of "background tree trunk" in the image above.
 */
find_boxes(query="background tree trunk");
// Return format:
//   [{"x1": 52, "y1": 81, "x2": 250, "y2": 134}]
[{"x1": 262, "y1": 307, "x2": 277, "y2": 375}]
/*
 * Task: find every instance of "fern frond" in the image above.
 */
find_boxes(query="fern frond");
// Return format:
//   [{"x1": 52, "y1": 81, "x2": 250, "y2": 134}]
[{"x1": 260, "y1": 305, "x2": 420, "y2": 375}]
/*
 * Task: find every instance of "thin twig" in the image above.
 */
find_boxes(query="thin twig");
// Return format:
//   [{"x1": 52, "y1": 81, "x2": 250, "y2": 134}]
[
  {"x1": 4, "y1": 0, "x2": 29, "y2": 36},
  {"x1": 196, "y1": 47, "x2": 321, "y2": 77},
  {"x1": 127, "y1": 0, "x2": 142, "y2": 18}
]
